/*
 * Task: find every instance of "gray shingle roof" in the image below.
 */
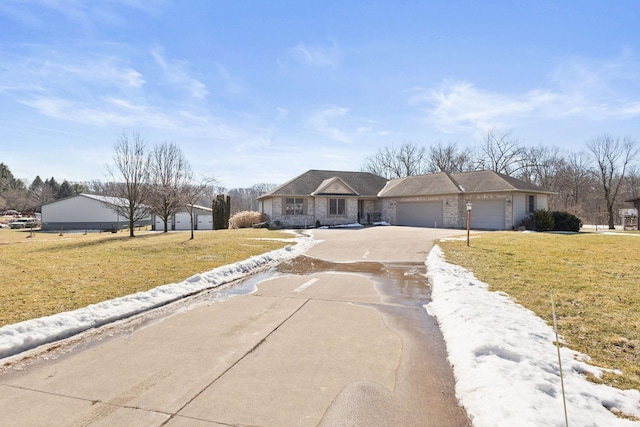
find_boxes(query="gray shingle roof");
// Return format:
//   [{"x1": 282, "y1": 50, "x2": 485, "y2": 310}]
[
  {"x1": 260, "y1": 169, "x2": 553, "y2": 200},
  {"x1": 378, "y1": 170, "x2": 553, "y2": 197},
  {"x1": 377, "y1": 172, "x2": 462, "y2": 197},
  {"x1": 451, "y1": 170, "x2": 551, "y2": 193},
  {"x1": 258, "y1": 170, "x2": 388, "y2": 199}
]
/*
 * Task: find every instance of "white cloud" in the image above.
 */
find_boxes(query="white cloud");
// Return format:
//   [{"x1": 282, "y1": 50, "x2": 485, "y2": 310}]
[
  {"x1": 410, "y1": 81, "x2": 560, "y2": 133},
  {"x1": 0, "y1": 0, "x2": 164, "y2": 27},
  {"x1": 414, "y1": 74, "x2": 640, "y2": 134},
  {"x1": 307, "y1": 106, "x2": 354, "y2": 143},
  {"x1": 151, "y1": 48, "x2": 208, "y2": 99},
  {"x1": 275, "y1": 107, "x2": 290, "y2": 121},
  {"x1": 290, "y1": 41, "x2": 341, "y2": 68},
  {"x1": 307, "y1": 106, "x2": 378, "y2": 144}
]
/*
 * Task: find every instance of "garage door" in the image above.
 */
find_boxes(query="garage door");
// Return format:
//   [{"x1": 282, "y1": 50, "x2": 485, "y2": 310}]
[
  {"x1": 397, "y1": 202, "x2": 443, "y2": 227},
  {"x1": 174, "y1": 212, "x2": 192, "y2": 230},
  {"x1": 197, "y1": 214, "x2": 213, "y2": 230},
  {"x1": 154, "y1": 216, "x2": 171, "y2": 231},
  {"x1": 471, "y1": 200, "x2": 505, "y2": 229}
]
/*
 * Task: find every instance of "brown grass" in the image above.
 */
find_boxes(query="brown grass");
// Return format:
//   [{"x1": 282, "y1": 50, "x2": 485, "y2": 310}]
[
  {"x1": 0, "y1": 228, "x2": 294, "y2": 327},
  {"x1": 439, "y1": 231, "x2": 640, "y2": 391}
]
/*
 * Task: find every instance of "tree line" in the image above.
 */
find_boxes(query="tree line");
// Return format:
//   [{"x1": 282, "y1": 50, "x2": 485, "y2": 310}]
[
  {"x1": 4, "y1": 129, "x2": 637, "y2": 231},
  {"x1": 361, "y1": 129, "x2": 639, "y2": 229}
]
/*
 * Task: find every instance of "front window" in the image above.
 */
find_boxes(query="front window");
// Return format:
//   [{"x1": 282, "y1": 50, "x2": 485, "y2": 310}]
[
  {"x1": 285, "y1": 198, "x2": 304, "y2": 215},
  {"x1": 329, "y1": 198, "x2": 346, "y2": 216},
  {"x1": 528, "y1": 195, "x2": 535, "y2": 213}
]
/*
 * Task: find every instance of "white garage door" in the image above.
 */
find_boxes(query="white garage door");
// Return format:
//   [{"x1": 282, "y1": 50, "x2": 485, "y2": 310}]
[
  {"x1": 471, "y1": 200, "x2": 505, "y2": 229},
  {"x1": 154, "y1": 216, "x2": 172, "y2": 231},
  {"x1": 397, "y1": 202, "x2": 443, "y2": 227},
  {"x1": 174, "y1": 212, "x2": 192, "y2": 230},
  {"x1": 197, "y1": 214, "x2": 213, "y2": 230}
]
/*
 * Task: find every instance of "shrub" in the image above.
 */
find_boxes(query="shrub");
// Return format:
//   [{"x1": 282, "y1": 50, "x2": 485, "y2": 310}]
[
  {"x1": 532, "y1": 209, "x2": 554, "y2": 232},
  {"x1": 551, "y1": 211, "x2": 582, "y2": 232},
  {"x1": 519, "y1": 209, "x2": 555, "y2": 232},
  {"x1": 519, "y1": 214, "x2": 536, "y2": 231},
  {"x1": 228, "y1": 211, "x2": 269, "y2": 229}
]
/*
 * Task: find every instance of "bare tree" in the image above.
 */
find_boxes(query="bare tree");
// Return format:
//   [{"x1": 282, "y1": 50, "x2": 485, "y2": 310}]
[
  {"x1": 362, "y1": 141, "x2": 427, "y2": 179},
  {"x1": 229, "y1": 183, "x2": 277, "y2": 214},
  {"x1": 622, "y1": 166, "x2": 640, "y2": 200},
  {"x1": 426, "y1": 142, "x2": 474, "y2": 173},
  {"x1": 587, "y1": 135, "x2": 639, "y2": 229},
  {"x1": 106, "y1": 131, "x2": 151, "y2": 237},
  {"x1": 553, "y1": 151, "x2": 594, "y2": 214},
  {"x1": 182, "y1": 176, "x2": 217, "y2": 240},
  {"x1": 518, "y1": 146, "x2": 564, "y2": 188},
  {"x1": 475, "y1": 129, "x2": 527, "y2": 175},
  {"x1": 148, "y1": 142, "x2": 192, "y2": 232}
]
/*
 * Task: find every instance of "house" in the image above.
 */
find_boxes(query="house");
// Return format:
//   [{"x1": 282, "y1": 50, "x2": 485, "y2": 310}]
[
  {"x1": 40, "y1": 194, "x2": 152, "y2": 231},
  {"x1": 258, "y1": 170, "x2": 388, "y2": 228},
  {"x1": 152, "y1": 205, "x2": 213, "y2": 231},
  {"x1": 258, "y1": 169, "x2": 554, "y2": 230}
]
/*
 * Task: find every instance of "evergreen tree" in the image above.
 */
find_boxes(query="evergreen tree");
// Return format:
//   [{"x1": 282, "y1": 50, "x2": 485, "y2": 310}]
[{"x1": 212, "y1": 194, "x2": 231, "y2": 229}]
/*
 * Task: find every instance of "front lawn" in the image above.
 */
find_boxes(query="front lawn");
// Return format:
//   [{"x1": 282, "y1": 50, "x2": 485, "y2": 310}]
[{"x1": 0, "y1": 229, "x2": 294, "y2": 327}]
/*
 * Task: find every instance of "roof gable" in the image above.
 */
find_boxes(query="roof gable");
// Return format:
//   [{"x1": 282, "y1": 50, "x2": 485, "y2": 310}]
[{"x1": 311, "y1": 177, "x2": 359, "y2": 196}]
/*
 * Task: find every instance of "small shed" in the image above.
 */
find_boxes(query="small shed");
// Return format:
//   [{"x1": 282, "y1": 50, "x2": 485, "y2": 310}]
[
  {"x1": 41, "y1": 194, "x2": 152, "y2": 231},
  {"x1": 624, "y1": 197, "x2": 640, "y2": 229}
]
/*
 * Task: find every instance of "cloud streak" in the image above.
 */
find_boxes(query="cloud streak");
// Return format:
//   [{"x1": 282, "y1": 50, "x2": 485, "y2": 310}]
[
  {"x1": 290, "y1": 41, "x2": 342, "y2": 68},
  {"x1": 414, "y1": 76, "x2": 640, "y2": 134},
  {"x1": 307, "y1": 106, "x2": 373, "y2": 144},
  {"x1": 151, "y1": 48, "x2": 208, "y2": 99}
]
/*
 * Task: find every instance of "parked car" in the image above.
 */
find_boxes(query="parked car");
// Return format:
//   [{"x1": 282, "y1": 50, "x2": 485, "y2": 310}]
[{"x1": 9, "y1": 218, "x2": 40, "y2": 229}]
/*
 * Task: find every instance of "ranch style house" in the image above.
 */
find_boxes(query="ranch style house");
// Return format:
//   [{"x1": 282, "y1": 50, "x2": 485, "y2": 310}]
[{"x1": 257, "y1": 169, "x2": 554, "y2": 230}]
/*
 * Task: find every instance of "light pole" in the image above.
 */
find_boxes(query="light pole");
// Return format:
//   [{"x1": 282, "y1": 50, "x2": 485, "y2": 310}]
[{"x1": 466, "y1": 201, "x2": 472, "y2": 247}]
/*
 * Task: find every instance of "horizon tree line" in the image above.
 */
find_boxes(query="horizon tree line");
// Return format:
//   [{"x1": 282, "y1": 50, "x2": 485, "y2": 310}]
[
  {"x1": 361, "y1": 129, "x2": 639, "y2": 229},
  {"x1": 3, "y1": 129, "x2": 639, "y2": 230}
]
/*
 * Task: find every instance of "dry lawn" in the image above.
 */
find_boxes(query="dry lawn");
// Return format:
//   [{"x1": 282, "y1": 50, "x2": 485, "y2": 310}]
[
  {"x1": 0, "y1": 228, "x2": 294, "y2": 327},
  {"x1": 439, "y1": 231, "x2": 640, "y2": 391}
]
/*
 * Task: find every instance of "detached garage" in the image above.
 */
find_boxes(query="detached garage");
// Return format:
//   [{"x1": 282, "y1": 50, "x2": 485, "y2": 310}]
[{"x1": 151, "y1": 205, "x2": 213, "y2": 231}]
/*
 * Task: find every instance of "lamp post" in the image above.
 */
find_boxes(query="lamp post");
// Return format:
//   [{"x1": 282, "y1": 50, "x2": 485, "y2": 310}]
[{"x1": 466, "y1": 201, "x2": 472, "y2": 247}]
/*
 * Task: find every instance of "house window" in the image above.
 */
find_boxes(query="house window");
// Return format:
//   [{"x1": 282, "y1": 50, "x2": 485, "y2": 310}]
[
  {"x1": 285, "y1": 198, "x2": 304, "y2": 215},
  {"x1": 528, "y1": 195, "x2": 535, "y2": 213},
  {"x1": 329, "y1": 198, "x2": 346, "y2": 216}
]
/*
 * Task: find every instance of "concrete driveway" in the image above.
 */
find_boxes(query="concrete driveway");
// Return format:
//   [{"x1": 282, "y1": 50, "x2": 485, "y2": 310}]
[{"x1": 0, "y1": 226, "x2": 470, "y2": 426}]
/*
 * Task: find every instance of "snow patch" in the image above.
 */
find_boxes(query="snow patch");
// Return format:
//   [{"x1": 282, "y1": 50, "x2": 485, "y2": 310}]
[{"x1": 425, "y1": 245, "x2": 640, "y2": 426}]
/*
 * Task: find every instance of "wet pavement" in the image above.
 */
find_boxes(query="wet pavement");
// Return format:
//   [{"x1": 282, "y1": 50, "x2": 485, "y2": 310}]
[{"x1": 0, "y1": 226, "x2": 470, "y2": 426}]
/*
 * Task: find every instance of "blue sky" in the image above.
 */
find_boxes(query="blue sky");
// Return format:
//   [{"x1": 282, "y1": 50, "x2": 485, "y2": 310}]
[{"x1": 1, "y1": 1, "x2": 639, "y2": 189}]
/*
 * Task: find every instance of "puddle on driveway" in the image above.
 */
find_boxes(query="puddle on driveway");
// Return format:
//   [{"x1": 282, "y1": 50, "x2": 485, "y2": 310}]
[{"x1": 275, "y1": 255, "x2": 430, "y2": 307}]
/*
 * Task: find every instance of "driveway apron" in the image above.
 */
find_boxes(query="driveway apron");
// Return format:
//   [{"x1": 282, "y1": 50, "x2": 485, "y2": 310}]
[{"x1": 0, "y1": 226, "x2": 470, "y2": 426}]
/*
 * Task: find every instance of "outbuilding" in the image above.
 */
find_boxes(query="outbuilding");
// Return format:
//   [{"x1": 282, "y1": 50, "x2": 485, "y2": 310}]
[
  {"x1": 40, "y1": 194, "x2": 151, "y2": 232},
  {"x1": 152, "y1": 205, "x2": 214, "y2": 231}
]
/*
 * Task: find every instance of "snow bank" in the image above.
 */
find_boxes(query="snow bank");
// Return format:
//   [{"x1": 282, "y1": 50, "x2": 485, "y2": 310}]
[
  {"x1": 425, "y1": 245, "x2": 640, "y2": 426},
  {"x1": 0, "y1": 235, "x2": 317, "y2": 360}
]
